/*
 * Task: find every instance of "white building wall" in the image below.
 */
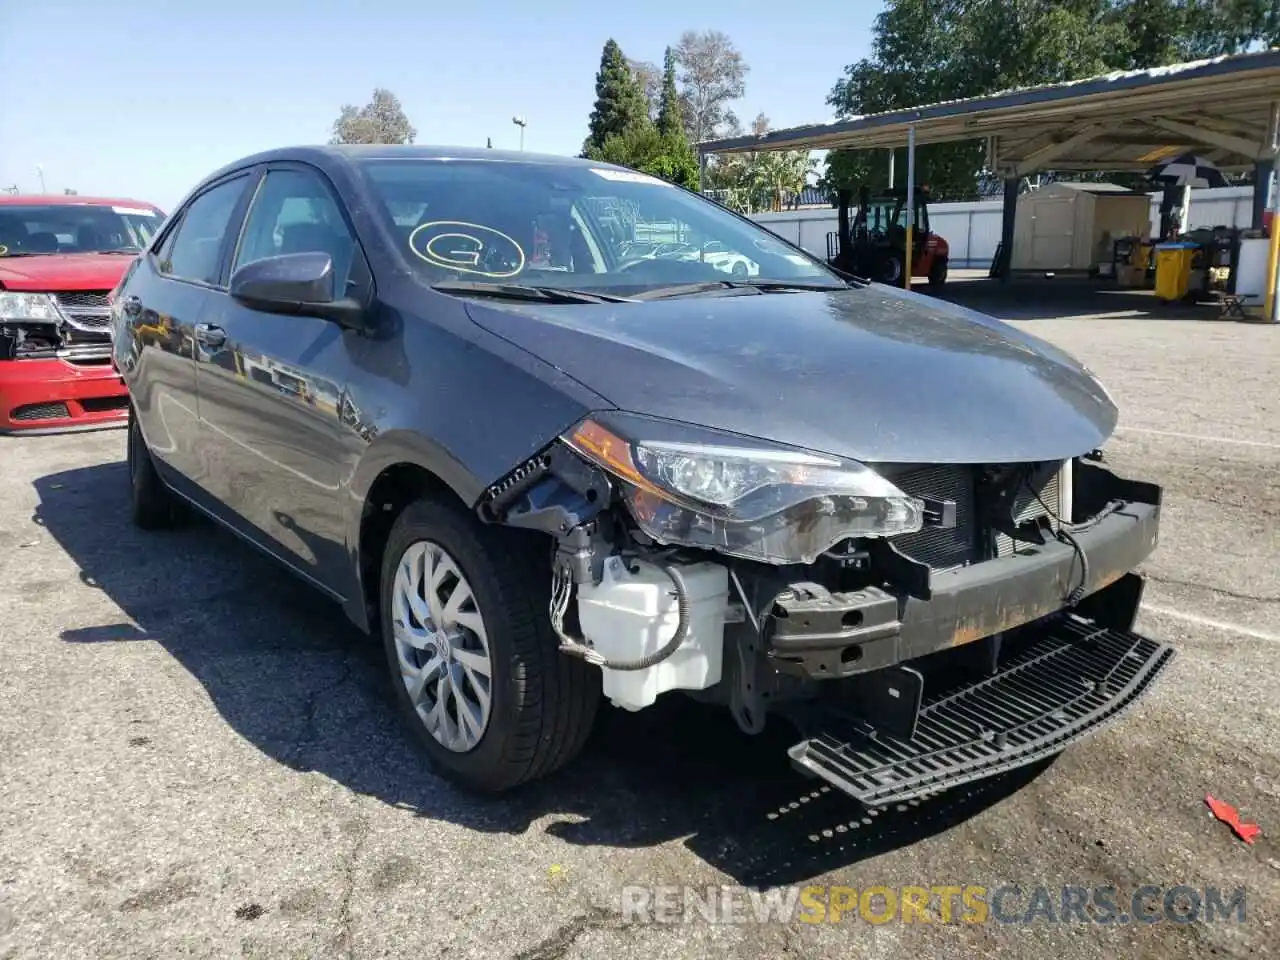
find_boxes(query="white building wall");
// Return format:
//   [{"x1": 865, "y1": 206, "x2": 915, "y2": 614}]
[{"x1": 749, "y1": 186, "x2": 1255, "y2": 268}]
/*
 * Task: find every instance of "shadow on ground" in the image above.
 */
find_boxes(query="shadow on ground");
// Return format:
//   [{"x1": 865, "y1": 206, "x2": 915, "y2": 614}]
[
  {"x1": 931, "y1": 275, "x2": 1229, "y2": 323},
  {"x1": 33, "y1": 461, "x2": 1054, "y2": 887}
]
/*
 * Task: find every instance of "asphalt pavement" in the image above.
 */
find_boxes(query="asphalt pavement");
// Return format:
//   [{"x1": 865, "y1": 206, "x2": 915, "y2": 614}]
[{"x1": 1, "y1": 282, "x2": 1278, "y2": 959}]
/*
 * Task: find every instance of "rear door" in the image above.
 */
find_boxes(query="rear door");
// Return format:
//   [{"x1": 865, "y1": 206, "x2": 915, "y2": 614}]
[
  {"x1": 193, "y1": 162, "x2": 369, "y2": 596},
  {"x1": 121, "y1": 172, "x2": 255, "y2": 492}
]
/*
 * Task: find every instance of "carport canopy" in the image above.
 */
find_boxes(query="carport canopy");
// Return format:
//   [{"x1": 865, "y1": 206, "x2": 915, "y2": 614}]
[{"x1": 697, "y1": 49, "x2": 1280, "y2": 178}]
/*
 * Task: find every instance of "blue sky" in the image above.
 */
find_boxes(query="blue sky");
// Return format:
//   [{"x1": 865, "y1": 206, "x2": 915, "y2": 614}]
[{"x1": 1, "y1": 0, "x2": 877, "y2": 211}]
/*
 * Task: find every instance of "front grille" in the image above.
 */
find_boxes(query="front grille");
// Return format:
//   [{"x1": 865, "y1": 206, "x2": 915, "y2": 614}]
[
  {"x1": 53, "y1": 292, "x2": 111, "y2": 309},
  {"x1": 52, "y1": 291, "x2": 113, "y2": 332},
  {"x1": 12, "y1": 401, "x2": 70, "y2": 422}
]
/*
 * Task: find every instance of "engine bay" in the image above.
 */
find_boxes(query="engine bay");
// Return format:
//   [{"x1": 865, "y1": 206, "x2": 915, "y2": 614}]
[{"x1": 476, "y1": 426, "x2": 1163, "y2": 739}]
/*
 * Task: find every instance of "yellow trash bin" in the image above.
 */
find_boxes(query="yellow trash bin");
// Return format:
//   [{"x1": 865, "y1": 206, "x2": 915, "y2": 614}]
[{"x1": 1154, "y1": 242, "x2": 1197, "y2": 301}]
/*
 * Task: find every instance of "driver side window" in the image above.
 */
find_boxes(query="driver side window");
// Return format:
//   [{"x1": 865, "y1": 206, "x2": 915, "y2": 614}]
[{"x1": 232, "y1": 168, "x2": 358, "y2": 298}]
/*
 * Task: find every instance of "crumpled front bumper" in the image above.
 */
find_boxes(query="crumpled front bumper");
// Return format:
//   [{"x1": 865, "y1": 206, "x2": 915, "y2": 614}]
[{"x1": 766, "y1": 461, "x2": 1161, "y2": 679}]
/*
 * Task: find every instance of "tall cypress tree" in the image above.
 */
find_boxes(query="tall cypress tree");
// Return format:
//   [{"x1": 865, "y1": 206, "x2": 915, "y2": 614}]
[
  {"x1": 583, "y1": 39, "x2": 652, "y2": 157},
  {"x1": 656, "y1": 47, "x2": 683, "y2": 139}
]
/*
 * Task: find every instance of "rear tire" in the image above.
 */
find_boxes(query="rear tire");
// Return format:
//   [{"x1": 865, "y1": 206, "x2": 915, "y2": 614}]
[
  {"x1": 379, "y1": 496, "x2": 601, "y2": 793},
  {"x1": 127, "y1": 404, "x2": 183, "y2": 530}
]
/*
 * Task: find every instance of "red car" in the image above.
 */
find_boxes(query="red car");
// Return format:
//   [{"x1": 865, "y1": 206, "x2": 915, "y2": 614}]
[{"x1": 0, "y1": 194, "x2": 165, "y2": 433}]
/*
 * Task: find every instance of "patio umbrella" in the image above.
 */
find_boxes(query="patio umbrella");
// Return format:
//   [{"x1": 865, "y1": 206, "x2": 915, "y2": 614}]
[
  {"x1": 1146, "y1": 152, "x2": 1229, "y2": 237},
  {"x1": 1145, "y1": 152, "x2": 1229, "y2": 188}
]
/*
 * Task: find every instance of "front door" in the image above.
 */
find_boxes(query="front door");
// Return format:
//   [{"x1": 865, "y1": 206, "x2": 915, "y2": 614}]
[
  {"x1": 124, "y1": 173, "x2": 254, "y2": 493},
  {"x1": 193, "y1": 164, "x2": 367, "y2": 598}
]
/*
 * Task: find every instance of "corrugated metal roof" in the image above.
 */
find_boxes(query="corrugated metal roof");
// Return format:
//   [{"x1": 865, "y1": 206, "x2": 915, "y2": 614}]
[{"x1": 698, "y1": 49, "x2": 1280, "y2": 175}]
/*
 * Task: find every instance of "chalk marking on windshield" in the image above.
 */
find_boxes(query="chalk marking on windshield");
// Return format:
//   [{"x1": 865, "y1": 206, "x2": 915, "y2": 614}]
[
  {"x1": 408, "y1": 220, "x2": 526, "y2": 279},
  {"x1": 0, "y1": 245, "x2": 7, "y2": 256}
]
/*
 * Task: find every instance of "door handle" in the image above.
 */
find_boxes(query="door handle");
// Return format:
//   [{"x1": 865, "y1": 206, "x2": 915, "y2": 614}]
[
  {"x1": 122, "y1": 295, "x2": 142, "y2": 316},
  {"x1": 194, "y1": 323, "x2": 227, "y2": 349}
]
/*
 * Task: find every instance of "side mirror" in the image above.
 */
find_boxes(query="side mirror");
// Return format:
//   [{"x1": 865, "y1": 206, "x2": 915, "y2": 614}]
[{"x1": 229, "y1": 252, "x2": 369, "y2": 330}]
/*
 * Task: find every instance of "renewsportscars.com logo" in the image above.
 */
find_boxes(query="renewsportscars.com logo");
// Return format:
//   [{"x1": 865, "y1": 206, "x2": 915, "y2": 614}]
[{"x1": 619, "y1": 884, "x2": 1249, "y2": 926}]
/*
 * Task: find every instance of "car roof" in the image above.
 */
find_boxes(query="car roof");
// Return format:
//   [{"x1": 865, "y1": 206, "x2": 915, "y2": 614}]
[
  {"x1": 0, "y1": 195, "x2": 161, "y2": 209},
  {"x1": 190, "y1": 144, "x2": 630, "y2": 191}
]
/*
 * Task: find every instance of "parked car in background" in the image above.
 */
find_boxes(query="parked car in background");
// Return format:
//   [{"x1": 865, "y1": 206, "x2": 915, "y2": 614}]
[
  {"x1": 114, "y1": 145, "x2": 1172, "y2": 806},
  {"x1": 0, "y1": 195, "x2": 165, "y2": 433}
]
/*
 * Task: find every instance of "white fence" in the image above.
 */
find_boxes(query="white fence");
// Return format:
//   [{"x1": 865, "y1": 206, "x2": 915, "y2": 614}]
[{"x1": 749, "y1": 186, "x2": 1256, "y2": 268}]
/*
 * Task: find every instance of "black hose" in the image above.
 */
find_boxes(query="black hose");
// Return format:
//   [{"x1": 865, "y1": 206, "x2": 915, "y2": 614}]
[
  {"x1": 586, "y1": 563, "x2": 693, "y2": 672},
  {"x1": 1021, "y1": 467, "x2": 1090, "y2": 605}
]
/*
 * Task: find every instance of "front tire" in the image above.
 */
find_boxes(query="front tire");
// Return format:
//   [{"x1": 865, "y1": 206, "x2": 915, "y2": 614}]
[
  {"x1": 127, "y1": 405, "x2": 182, "y2": 530},
  {"x1": 379, "y1": 496, "x2": 601, "y2": 793},
  {"x1": 877, "y1": 249, "x2": 905, "y2": 285},
  {"x1": 928, "y1": 256, "x2": 948, "y2": 289}
]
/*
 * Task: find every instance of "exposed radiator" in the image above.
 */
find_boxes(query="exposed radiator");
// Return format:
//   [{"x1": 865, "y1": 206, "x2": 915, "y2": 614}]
[
  {"x1": 888, "y1": 460, "x2": 1072, "y2": 570},
  {"x1": 890, "y1": 464, "x2": 980, "y2": 571},
  {"x1": 994, "y1": 460, "x2": 1068, "y2": 558}
]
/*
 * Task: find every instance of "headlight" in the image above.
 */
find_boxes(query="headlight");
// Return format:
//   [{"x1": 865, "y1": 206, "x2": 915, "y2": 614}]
[
  {"x1": 0, "y1": 292, "x2": 62, "y2": 324},
  {"x1": 561, "y1": 415, "x2": 924, "y2": 565}
]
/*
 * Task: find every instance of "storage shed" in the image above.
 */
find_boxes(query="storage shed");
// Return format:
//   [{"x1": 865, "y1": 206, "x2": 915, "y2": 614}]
[{"x1": 1011, "y1": 182, "x2": 1152, "y2": 273}]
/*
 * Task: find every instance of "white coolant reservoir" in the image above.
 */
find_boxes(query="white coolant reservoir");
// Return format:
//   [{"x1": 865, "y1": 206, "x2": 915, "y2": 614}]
[{"x1": 575, "y1": 556, "x2": 729, "y2": 712}]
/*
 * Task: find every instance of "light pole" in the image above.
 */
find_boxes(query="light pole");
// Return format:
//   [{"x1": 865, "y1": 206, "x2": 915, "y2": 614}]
[
  {"x1": 35, "y1": 165, "x2": 46, "y2": 193},
  {"x1": 512, "y1": 116, "x2": 526, "y2": 151}
]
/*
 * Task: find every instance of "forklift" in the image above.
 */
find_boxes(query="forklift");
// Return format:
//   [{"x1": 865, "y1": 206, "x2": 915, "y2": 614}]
[{"x1": 826, "y1": 184, "x2": 950, "y2": 288}]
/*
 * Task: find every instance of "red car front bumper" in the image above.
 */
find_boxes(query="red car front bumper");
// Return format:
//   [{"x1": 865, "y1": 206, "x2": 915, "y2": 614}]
[{"x1": 0, "y1": 358, "x2": 129, "y2": 434}]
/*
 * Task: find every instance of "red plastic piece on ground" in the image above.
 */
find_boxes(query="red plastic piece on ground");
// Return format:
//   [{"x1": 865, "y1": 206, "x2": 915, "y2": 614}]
[{"x1": 1205, "y1": 794, "x2": 1262, "y2": 845}]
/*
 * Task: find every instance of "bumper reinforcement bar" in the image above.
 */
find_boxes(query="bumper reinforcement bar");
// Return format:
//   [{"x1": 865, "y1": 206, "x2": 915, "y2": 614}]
[{"x1": 786, "y1": 613, "x2": 1175, "y2": 807}]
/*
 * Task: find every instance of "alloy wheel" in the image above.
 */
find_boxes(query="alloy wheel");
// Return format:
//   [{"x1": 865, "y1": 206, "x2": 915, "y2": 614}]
[{"x1": 391, "y1": 540, "x2": 494, "y2": 752}]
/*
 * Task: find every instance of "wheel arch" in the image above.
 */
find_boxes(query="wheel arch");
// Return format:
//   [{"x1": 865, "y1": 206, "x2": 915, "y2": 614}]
[{"x1": 344, "y1": 432, "x2": 484, "y2": 633}]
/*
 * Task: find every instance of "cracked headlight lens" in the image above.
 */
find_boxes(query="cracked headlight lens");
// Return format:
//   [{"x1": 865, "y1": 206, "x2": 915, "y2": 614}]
[{"x1": 561, "y1": 415, "x2": 924, "y2": 565}]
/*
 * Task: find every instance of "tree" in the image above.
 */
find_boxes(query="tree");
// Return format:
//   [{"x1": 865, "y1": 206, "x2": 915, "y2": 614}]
[
  {"x1": 821, "y1": 0, "x2": 1278, "y2": 200},
  {"x1": 330, "y1": 88, "x2": 416, "y2": 145},
  {"x1": 1116, "y1": 0, "x2": 1275, "y2": 64},
  {"x1": 584, "y1": 40, "x2": 652, "y2": 157},
  {"x1": 656, "y1": 47, "x2": 683, "y2": 139},
  {"x1": 729, "y1": 114, "x2": 816, "y2": 211},
  {"x1": 628, "y1": 58, "x2": 662, "y2": 120},
  {"x1": 673, "y1": 30, "x2": 748, "y2": 145},
  {"x1": 592, "y1": 125, "x2": 700, "y2": 191}
]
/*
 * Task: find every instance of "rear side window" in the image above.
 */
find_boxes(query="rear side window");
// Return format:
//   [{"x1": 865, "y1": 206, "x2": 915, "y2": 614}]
[{"x1": 159, "y1": 176, "x2": 248, "y2": 285}]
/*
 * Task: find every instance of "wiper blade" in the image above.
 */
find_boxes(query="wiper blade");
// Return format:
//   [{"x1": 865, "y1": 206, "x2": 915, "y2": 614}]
[
  {"x1": 634, "y1": 279, "x2": 852, "y2": 300},
  {"x1": 90, "y1": 248, "x2": 142, "y2": 255},
  {"x1": 431, "y1": 281, "x2": 636, "y2": 304},
  {"x1": 737, "y1": 280, "x2": 853, "y2": 292}
]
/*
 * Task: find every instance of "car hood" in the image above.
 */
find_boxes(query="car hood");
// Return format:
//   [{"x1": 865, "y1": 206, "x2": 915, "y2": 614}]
[
  {"x1": 465, "y1": 284, "x2": 1117, "y2": 465},
  {"x1": 0, "y1": 253, "x2": 136, "y2": 291}
]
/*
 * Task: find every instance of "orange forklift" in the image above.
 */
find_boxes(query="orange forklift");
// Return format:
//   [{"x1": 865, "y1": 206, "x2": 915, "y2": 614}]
[{"x1": 826, "y1": 184, "x2": 950, "y2": 288}]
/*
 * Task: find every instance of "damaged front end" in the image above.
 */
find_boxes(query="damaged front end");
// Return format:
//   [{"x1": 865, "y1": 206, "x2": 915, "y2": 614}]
[
  {"x1": 477, "y1": 413, "x2": 1174, "y2": 807},
  {"x1": 1, "y1": 291, "x2": 115, "y2": 365}
]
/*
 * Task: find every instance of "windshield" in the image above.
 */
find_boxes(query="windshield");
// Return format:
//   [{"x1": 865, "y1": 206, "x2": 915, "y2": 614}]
[
  {"x1": 357, "y1": 159, "x2": 845, "y2": 295},
  {"x1": 0, "y1": 203, "x2": 164, "y2": 257}
]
